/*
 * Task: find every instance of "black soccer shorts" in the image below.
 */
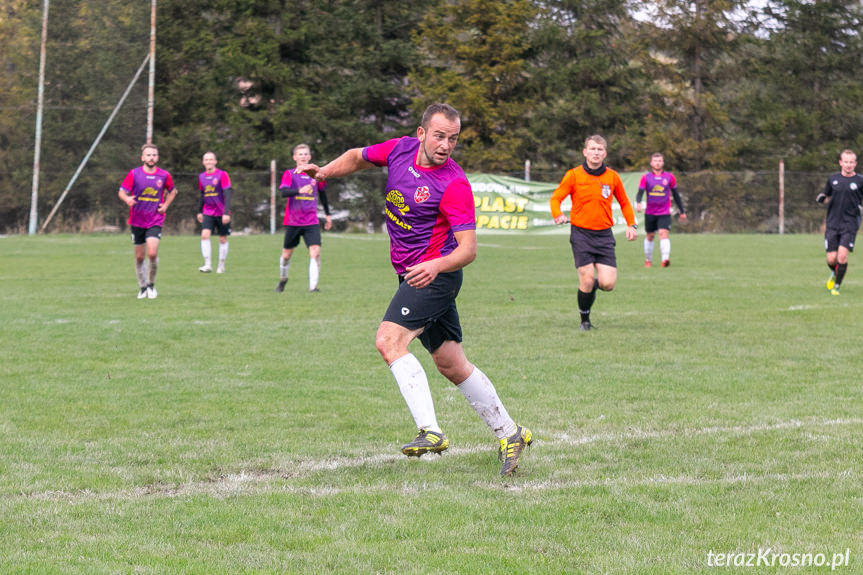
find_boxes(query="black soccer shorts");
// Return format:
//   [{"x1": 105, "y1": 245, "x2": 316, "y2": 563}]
[
  {"x1": 130, "y1": 225, "x2": 162, "y2": 245},
  {"x1": 570, "y1": 225, "x2": 617, "y2": 268},
  {"x1": 382, "y1": 270, "x2": 464, "y2": 353},
  {"x1": 201, "y1": 214, "x2": 231, "y2": 236},
  {"x1": 283, "y1": 224, "x2": 322, "y2": 249}
]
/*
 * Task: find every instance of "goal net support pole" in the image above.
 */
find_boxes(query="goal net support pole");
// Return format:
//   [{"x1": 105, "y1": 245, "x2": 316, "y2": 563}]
[{"x1": 39, "y1": 53, "x2": 151, "y2": 233}]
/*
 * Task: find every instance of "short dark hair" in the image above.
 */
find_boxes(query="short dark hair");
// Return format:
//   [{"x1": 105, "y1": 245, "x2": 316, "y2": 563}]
[
  {"x1": 651, "y1": 152, "x2": 663, "y2": 159},
  {"x1": 421, "y1": 103, "x2": 460, "y2": 129},
  {"x1": 584, "y1": 135, "x2": 607, "y2": 149},
  {"x1": 141, "y1": 143, "x2": 158, "y2": 153}
]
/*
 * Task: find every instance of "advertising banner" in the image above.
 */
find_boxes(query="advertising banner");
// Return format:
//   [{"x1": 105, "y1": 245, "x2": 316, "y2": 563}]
[{"x1": 467, "y1": 172, "x2": 642, "y2": 234}]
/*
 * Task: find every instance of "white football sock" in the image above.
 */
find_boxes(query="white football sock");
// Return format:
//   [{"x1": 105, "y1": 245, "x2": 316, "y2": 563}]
[
  {"x1": 390, "y1": 353, "x2": 440, "y2": 433},
  {"x1": 660, "y1": 238, "x2": 671, "y2": 261},
  {"x1": 279, "y1": 257, "x2": 291, "y2": 280},
  {"x1": 218, "y1": 241, "x2": 228, "y2": 265},
  {"x1": 644, "y1": 238, "x2": 654, "y2": 261},
  {"x1": 309, "y1": 257, "x2": 320, "y2": 290},
  {"x1": 201, "y1": 239, "x2": 211, "y2": 266},
  {"x1": 135, "y1": 260, "x2": 148, "y2": 288},
  {"x1": 457, "y1": 366, "x2": 516, "y2": 439}
]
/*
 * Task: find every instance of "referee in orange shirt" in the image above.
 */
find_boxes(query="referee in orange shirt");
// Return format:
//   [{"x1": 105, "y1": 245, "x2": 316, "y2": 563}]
[{"x1": 550, "y1": 135, "x2": 638, "y2": 330}]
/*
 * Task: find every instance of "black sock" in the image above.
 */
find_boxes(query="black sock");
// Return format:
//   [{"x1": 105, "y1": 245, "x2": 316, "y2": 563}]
[
  {"x1": 836, "y1": 263, "x2": 848, "y2": 286},
  {"x1": 578, "y1": 288, "x2": 596, "y2": 323},
  {"x1": 829, "y1": 261, "x2": 837, "y2": 273}
]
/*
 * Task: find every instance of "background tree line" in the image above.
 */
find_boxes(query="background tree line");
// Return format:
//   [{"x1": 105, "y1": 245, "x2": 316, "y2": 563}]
[{"x1": 2, "y1": 0, "x2": 862, "y2": 234}]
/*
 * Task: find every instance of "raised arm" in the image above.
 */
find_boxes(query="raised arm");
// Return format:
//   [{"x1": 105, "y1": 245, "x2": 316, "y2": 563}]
[{"x1": 296, "y1": 148, "x2": 373, "y2": 181}]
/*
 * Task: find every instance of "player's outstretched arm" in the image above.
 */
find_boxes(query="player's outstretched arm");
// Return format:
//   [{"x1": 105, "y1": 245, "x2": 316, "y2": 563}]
[{"x1": 296, "y1": 148, "x2": 373, "y2": 181}]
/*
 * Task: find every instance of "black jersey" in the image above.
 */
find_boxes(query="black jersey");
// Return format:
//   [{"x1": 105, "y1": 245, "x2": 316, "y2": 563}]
[{"x1": 822, "y1": 172, "x2": 863, "y2": 230}]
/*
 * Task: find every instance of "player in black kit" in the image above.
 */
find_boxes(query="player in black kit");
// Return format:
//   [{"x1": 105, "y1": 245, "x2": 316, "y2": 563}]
[{"x1": 817, "y1": 149, "x2": 863, "y2": 295}]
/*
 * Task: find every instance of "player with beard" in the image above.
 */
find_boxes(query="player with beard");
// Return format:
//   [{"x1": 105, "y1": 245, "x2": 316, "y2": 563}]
[
  {"x1": 636, "y1": 153, "x2": 686, "y2": 268},
  {"x1": 295, "y1": 103, "x2": 532, "y2": 477},
  {"x1": 118, "y1": 144, "x2": 178, "y2": 299}
]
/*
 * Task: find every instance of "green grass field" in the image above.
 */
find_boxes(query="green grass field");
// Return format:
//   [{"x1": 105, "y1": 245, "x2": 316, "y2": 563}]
[{"x1": 1, "y1": 232, "x2": 860, "y2": 574}]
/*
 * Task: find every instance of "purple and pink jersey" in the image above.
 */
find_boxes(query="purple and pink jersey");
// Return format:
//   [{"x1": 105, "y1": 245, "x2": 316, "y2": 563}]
[
  {"x1": 638, "y1": 171, "x2": 678, "y2": 216},
  {"x1": 198, "y1": 169, "x2": 232, "y2": 217},
  {"x1": 363, "y1": 136, "x2": 476, "y2": 275},
  {"x1": 120, "y1": 166, "x2": 175, "y2": 228},
  {"x1": 280, "y1": 171, "x2": 327, "y2": 227}
]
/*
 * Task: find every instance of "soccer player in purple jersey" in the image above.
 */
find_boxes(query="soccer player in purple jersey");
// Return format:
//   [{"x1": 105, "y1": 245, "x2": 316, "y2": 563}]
[
  {"x1": 636, "y1": 153, "x2": 686, "y2": 268},
  {"x1": 196, "y1": 151, "x2": 233, "y2": 274},
  {"x1": 118, "y1": 144, "x2": 178, "y2": 299},
  {"x1": 275, "y1": 144, "x2": 332, "y2": 293},
  {"x1": 818, "y1": 149, "x2": 863, "y2": 295},
  {"x1": 295, "y1": 103, "x2": 531, "y2": 477}
]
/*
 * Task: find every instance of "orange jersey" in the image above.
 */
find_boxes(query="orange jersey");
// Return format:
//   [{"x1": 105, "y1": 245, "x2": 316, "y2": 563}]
[{"x1": 550, "y1": 165, "x2": 636, "y2": 230}]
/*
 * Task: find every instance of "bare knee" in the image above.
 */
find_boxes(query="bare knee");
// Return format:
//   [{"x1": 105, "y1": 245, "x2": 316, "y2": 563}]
[
  {"x1": 375, "y1": 332, "x2": 399, "y2": 364},
  {"x1": 376, "y1": 323, "x2": 416, "y2": 365}
]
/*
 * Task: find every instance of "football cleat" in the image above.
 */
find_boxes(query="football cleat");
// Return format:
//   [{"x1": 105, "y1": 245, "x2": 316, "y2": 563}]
[
  {"x1": 146, "y1": 284, "x2": 158, "y2": 299},
  {"x1": 580, "y1": 321, "x2": 592, "y2": 331},
  {"x1": 661, "y1": 259, "x2": 670, "y2": 268},
  {"x1": 274, "y1": 279, "x2": 288, "y2": 293},
  {"x1": 499, "y1": 425, "x2": 532, "y2": 477},
  {"x1": 644, "y1": 260, "x2": 652, "y2": 268},
  {"x1": 199, "y1": 264, "x2": 212, "y2": 273},
  {"x1": 216, "y1": 264, "x2": 225, "y2": 274},
  {"x1": 826, "y1": 272, "x2": 835, "y2": 290},
  {"x1": 401, "y1": 429, "x2": 449, "y2": 457},
  {"x1": 309, "y1": 287, "x2": 320, "y2": 292},
  {"x1": 137, "y1": 287, "x2": 148, "y2": 299},
  {"x1": 830, "y1": 287, "x2": 840, "y2": 296}
]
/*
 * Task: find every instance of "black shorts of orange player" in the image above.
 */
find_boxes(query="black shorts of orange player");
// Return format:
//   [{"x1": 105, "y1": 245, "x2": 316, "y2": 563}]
[{"x1": 570, "y1": 225, "x2": 617, "y2": 268}]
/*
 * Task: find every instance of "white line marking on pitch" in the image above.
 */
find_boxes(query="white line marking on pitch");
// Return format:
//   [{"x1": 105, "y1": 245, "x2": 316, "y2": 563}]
[{"x1": 21, "y1": 417, "x2": 861, "y2": 502}]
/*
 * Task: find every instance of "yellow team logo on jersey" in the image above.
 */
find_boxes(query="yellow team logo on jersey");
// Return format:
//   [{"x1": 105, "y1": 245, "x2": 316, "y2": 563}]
[
  {"x1": 138, "y1": 187, "x2": 161, "y2": 203},
  {"x1": 386, "y1": 189, "x2": 410, "y2": 216},
  {"x1": 649, "y1": 183, "x2": 667, "y2": 197},
  {"x1": 385, "y1": 189, "x2": 411, "y2": 230}
]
